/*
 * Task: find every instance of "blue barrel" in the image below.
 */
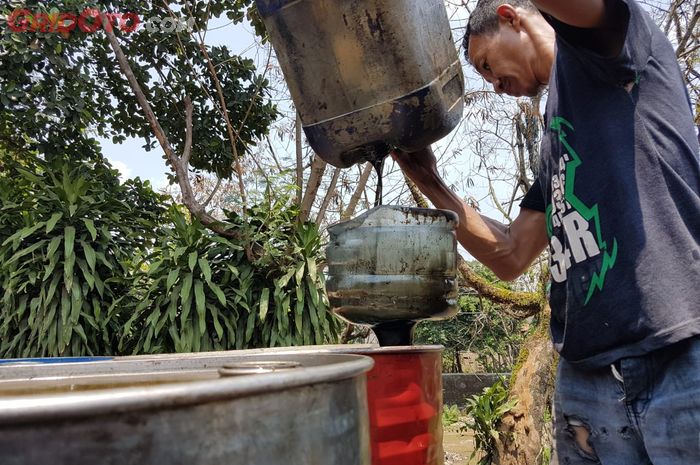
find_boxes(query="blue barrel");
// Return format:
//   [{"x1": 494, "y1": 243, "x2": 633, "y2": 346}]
[{"x1": 0, "y1": 356, "x2": 113, "y2": 365}]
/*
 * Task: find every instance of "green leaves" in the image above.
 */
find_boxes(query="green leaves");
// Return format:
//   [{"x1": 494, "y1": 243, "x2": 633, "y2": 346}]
[
  {"x1": 0, "y1": 154, "x2": 167, "y2": 358},
  {"x1": 198, "y1": 258, "x2": 212, "y2": 283},
  {"x1": 1, "y1": 0, "x2": 277, "y2": 176},
  {"x1": 121, "y1": 202, "x2": 340, "y2": 354},
  {"x1": 259, "y1": 288, "x2": 270, "y2": 321},
  {"x1": 46, "y1": 213, "x2": 63, "y2": 233},
  {"x1": 63, "y1": 226, "x2": 76, "y2": 292},
  {"x1": 463, "y1": 378, "x2": 519, "y2": 465},
  {"x1": 188, "y1": 251, "x2": 198, "y2": 271},
  {"x1": 82, "y1": 218, "x2": 97, "y2": 241},
  {"x1": 194, "y1": 280, "x2": 206, "y2": 336},
  {"x1": 0, "y1": 154, "x2": 338, "y2": 358}
]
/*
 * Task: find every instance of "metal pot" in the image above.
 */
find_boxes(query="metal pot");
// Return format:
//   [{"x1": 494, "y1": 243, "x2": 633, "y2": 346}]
[{"x1": 0, "y1": 352, "x2": 373, "y2": 465}]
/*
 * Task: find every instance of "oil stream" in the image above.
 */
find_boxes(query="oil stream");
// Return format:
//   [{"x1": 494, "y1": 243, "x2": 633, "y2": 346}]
[{"x1": 370, "y1": 149, "x2": 418, "y2": 346}]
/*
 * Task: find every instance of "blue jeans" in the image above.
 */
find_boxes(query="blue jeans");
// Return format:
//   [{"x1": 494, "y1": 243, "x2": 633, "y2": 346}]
[{"x1": 552, "y1": 336, "x2": 700, "y2": 464}]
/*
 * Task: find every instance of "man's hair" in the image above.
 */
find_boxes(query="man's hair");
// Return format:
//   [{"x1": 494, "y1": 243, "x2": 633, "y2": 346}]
[{"x1": 463, "y1": 0, "x2": 538, "y2": 60}]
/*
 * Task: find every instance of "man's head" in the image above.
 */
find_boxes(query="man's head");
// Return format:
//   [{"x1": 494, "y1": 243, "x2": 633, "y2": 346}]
[{"x1": 464, "y1": 1, "x2": 555, "y2": 97}]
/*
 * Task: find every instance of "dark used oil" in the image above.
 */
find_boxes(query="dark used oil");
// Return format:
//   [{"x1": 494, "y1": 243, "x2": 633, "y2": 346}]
[
  {"x1": 373, "y1": 156, "x2": 385, "y2": 208},
  {"x1": 372, "y1": 321, "x2": 417, "y2": 347},
  {"x1": 361, "y1": 142, "x2": 390, "y2": 208}
]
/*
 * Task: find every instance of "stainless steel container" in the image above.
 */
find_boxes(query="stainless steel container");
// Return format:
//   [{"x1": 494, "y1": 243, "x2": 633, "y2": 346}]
[
  {"x1": 326, "y1": 206, "x2": 459, "y2": 345},
  {"x1": 256, "y1": 0, "x2": 464, "y2": 167},
  {"x1": 0, "y1": 352, "x2": 373, "y2": 465}
]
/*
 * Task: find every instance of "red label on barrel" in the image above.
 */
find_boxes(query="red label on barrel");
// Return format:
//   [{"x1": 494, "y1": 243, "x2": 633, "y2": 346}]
[{"x1": 365, "y1": 350, "x2": 443, "y2": 465}]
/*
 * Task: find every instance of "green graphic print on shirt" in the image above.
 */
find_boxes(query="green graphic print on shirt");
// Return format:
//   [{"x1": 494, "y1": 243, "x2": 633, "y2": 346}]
[{"x1": 545, "y1": 117, "x2": 619, "y2": 305}]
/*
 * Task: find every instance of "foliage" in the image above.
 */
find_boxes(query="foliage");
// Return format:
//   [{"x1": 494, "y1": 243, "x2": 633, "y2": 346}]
[
  {"x1": 0, "y1": 153, "x2": 166, "y2": 357},
  {"x1": 441, "y1": 404, "x2": 462, "y2": 428},
  {"x1": 122, "y1": 193, "x2": 342, "y2": 354},
  {"x1": 0, "y1": 151, "x2": 340, "y2": 357},
  {"x1": 0, "y1": 0, "x2": 277, "y2": 178},
  {"x1": 463, "y1": 378, "x2": 519, "y2": 465}
]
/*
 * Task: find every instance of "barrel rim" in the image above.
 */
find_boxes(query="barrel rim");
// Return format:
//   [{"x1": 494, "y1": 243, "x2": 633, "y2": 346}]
[
  {"x1": 0, "y1": 353, "x2": 373, "y2": 425},
  {"x1": 268, "y1": 344, "x2": 445, "y2": 355}
]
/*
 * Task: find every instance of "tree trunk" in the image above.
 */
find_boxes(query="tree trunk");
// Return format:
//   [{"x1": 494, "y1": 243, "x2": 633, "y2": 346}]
[
  {"x1": 299, "y1": 155, "x2": 327, "y2": 222},
  {"x1": 495, "y1": 307, "x2": 557, "y2": 465},
  {"x1": 341, "y1": 162, "x2": 373, "y2": 220},
  {"x1": 295, "y1": 113, "x2": 304, "y2": 205}
]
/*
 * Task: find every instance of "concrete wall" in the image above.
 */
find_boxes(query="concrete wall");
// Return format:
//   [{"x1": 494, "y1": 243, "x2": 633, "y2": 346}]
[{"x1": 442, "y1": 373, "x2": 508, "y2": 407}]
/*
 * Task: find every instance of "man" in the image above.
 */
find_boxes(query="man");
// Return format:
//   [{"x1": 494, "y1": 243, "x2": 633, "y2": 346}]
[{"x1": 393, "y1": 0, "x2": 700, "y2": 463}]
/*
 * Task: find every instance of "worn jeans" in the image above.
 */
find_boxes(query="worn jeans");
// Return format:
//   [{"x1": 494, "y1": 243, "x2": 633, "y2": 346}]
[{"x1": 552, "y1": 336, "x2": 700, "y2": 464}]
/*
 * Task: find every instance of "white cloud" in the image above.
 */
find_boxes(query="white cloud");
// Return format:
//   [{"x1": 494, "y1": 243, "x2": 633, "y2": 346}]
[{"x1": 109, "y1": 160, "x2": 132, "y2": 182}]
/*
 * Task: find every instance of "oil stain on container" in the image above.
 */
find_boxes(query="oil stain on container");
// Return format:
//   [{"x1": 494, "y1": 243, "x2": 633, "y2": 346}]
[{"x1": 256, "y1": 0, "x2": 464, "y2": 168}]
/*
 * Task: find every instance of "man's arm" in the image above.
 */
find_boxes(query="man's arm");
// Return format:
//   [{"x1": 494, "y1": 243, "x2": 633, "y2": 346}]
[{"x1": 393, "y1": 148, "x2": 548, "y2": 281}]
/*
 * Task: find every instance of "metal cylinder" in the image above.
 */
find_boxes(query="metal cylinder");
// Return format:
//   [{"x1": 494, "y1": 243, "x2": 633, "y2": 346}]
[
  {"x1": 256, "y1": 0, "x2": 464, "y2": 167},
  {"x1": 0, "y1": 352, "x2": 373, "y2": 465},
  {"x1": 349, "y1": 346, "x2": 445, "y2": 465},
  {"x1": 267, "y1": 345, "x2": 446, "y2": 465}
]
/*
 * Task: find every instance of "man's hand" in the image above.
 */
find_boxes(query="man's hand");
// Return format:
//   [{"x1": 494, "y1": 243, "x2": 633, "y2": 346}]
[{"x1": 391, "y1": 147, "x2": 441, "y2": 191}]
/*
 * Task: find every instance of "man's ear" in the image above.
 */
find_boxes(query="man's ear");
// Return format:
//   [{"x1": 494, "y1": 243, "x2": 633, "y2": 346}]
[{"x1": 496, "y1": 4, "x2": 522, "y2": 32}]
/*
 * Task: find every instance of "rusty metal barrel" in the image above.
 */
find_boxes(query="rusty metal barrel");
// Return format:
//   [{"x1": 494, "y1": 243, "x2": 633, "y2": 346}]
[
  {"x1": 0, "y1": 352, "x2": 373, "y2": 465},
  {"x1": 256, "y1": 0, "x2": 464, "y2": 167}
]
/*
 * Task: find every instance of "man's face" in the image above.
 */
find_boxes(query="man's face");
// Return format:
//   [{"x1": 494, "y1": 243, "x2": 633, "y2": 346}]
[{"x1": 468, "y1": 25, "x2": 544, "y2": 97}]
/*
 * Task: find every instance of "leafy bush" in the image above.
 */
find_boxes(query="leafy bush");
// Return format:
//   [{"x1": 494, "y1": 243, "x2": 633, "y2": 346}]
[
  {"x1": 0, "y1": 154, "x2": 166, "y2": 357},
  {"x1": 121, "y1": 195, "x2": 342, "y2": 354},
  {"x1": 463, "y1": 377, "x2": 519, "y2": 465},
  {"x1": 0, "y1": 152, "x2": 341, "y2": 357},
  {"x1": 441, "y1": 404, "x2": 462, "y2": 428}
]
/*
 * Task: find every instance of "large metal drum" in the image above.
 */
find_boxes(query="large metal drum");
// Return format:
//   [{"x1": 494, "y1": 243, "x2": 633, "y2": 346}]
[
  {"x1": 344, "y1": 346, "x2": 444, "y2": 465},
  {"x1": 0, "y1": 352, "x2": 373, "y2": 465},
  {"x1": 256, "y1": 0, "x2": 464, "y2": 167}
]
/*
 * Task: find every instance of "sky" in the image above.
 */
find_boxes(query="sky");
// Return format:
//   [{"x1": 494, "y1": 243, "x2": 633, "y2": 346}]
[{"x1": 100, "y1": 17, "x2": 260, "y2": 188}]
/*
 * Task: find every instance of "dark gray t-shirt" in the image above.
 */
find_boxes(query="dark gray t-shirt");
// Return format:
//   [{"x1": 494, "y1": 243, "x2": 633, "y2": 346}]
[{"x1": 522, "y1": 0, "x2": 700, "y2": 368}]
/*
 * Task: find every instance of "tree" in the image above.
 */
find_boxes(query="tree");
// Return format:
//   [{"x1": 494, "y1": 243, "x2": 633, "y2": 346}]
[
  {"x1": 0, "y1": 1, "x2": 342, "y2": 356},
  {"x1": 0, "y1": 0, "x2": 276, "y2": 229}
]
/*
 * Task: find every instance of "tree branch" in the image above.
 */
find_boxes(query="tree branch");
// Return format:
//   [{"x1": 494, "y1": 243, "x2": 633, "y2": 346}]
[
  {"x1": 405, "y1": 174, "x2": 430, "y2": 208},
  {"x1": 457, "y1": 256, "x2": 543, "y2": 318},
  {"x1": 341, "y1": 162, "x2": 373, "y2": 219},
  {"x1": 102, "y1": 21, "x2": 236, "y2": 238},
  {"x1": 316, "y1": 167, "x2": 341, "y2": 224},
  {"x1": 299, "y1": 155, "x2": 327, "y2": 222},
  {"x1": 197, "y1": 41, "x2": 248, "y2": 211}
]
